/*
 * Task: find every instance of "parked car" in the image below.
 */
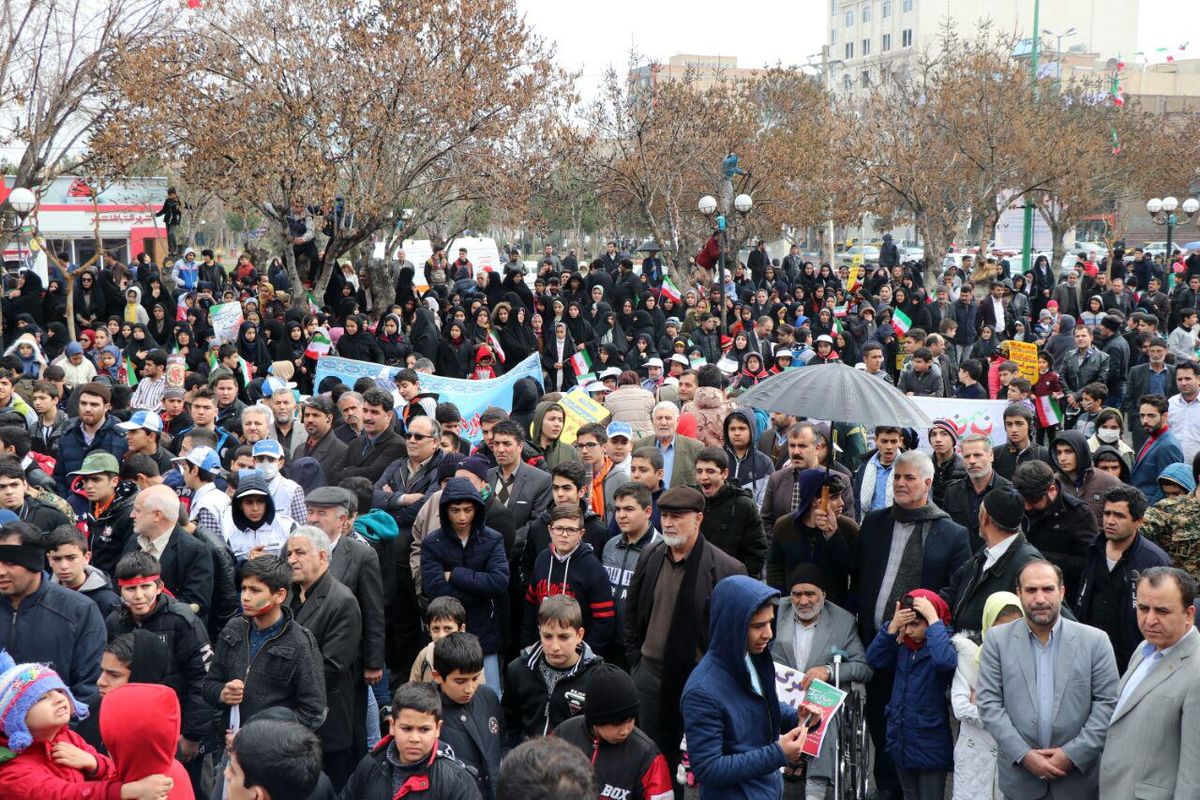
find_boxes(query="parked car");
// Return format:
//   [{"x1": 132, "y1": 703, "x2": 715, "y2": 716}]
[{"x1": 837, "y1": 245, "x2": 880, "y2": 267}]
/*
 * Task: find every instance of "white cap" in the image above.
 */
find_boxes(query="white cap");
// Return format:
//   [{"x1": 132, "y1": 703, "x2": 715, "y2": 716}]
[{"x1": 645, "y1": 357, "x2": 664, "y2": 369}]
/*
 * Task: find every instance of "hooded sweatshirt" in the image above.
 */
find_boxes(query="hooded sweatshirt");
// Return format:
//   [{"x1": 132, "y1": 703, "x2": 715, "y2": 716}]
[
  {"x1": 522, "y1": 542, "x2": 615, "y2": 651},
  {"x1": 722, "y1": 409, "x2": 775, "y2": 507},
  {"x1": 1052, "y1": 430, "x2": 1121, "y2": 527},
  {"x1": 221, "y1": 471, "x2": 297, "y2": 561},
  {"x1": 100, "y1": 684, "x2": 193, "y2": 799},
  {"x1": 681, "y1": 576, "x2": 799, "y2": 799},
  {"x1": 530, "y1": 400, "x2": 582, "y2": 470}
]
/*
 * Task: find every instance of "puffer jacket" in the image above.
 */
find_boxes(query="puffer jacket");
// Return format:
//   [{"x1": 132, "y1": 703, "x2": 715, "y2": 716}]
[
  {"x1": 681, "y1": 576, "x2": 799, "y2": 800},
  {"x1": 722, "y1": 408, "x2": 775, "y2": 507},
  {"x1": 53, "y1": 413, "x2": 129, "y2": 493},
  {"x1": 603, "y1": 385, "x2": 656, "y2": 439},
  {"x1": 684, "y1": 386, "x2": 731, "y2": 448},
  {"x1": 699, "y1": 482, "x2": 768, "y2": 578},
  {"x1": 420, "y1": 478, "x2": 510, "y2": 654}
]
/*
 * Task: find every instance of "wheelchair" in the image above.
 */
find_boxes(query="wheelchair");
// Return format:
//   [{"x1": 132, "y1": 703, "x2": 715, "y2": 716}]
[{"x1": 831, "y1": 656, "x2": 871, "y2": 800}]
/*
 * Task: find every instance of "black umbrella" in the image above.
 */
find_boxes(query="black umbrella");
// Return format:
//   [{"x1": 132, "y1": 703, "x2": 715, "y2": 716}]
[{"x1": 738, "y1": 362, "x2": 934, "y2": 428}]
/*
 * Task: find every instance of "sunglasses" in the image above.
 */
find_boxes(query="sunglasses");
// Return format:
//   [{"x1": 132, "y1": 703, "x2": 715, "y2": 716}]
[{"x1": 404, "y1": 432, "x2": 433, "y2": 442}]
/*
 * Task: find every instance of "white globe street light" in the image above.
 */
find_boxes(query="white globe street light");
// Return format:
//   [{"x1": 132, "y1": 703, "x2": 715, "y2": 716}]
[
  {"x1": 698, "y1": 195, "x2": 717, "y2": 216},
  {"x1": 7, "y1": 187, "x2": 35, "y2": 216},
  {"x1": 1147, "y1": 198, "x2": 1163, "y2": 214},
  {"x1": 1183, "y1": 198, "x2": 1200, "y2": 215},
  {"x1": 734, "y1": 193, "x2": 754, "y2": 214},
  {"x1": 1162, "y1": 196, "x2": 1179, "y2": 213}
]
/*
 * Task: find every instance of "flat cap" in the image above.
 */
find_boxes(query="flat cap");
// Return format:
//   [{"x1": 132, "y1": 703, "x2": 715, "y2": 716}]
[{"x1": 658, "y1": 486, "x2": 705, "y2": 513}]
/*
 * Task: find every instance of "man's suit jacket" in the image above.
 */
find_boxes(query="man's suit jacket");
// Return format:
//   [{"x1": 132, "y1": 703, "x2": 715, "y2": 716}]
[
  {"x1": 293, "y1": 430, "x2": 348, "y2": 484},
  {"x1": 330, "y1": 535, "x2": 386, "y2": 671},
  {"x1": 977, "y1": 617, "x2": 1119, "y2": 800},
  {"x1": 122, "y1": 526, "x2": 214, "y2": 623},
  {"x1": 771, "y1": 600, "x2": 872, "y2": 685},
  {"x1": 339, "y1": 427, "x2": 407, "y2": 483},
  {"x1": 1098, "y1": 630, "x2": 1200, "y2": 799},
  {"x1": 977, "y1": 296, "x2": 1011, "y2": 333},
  {"x1": 487, "y1": 461, "x2": 552, "y2": 550},
  {"x1": 633, "y1": 433, "x2": 704, "y2": 488}
]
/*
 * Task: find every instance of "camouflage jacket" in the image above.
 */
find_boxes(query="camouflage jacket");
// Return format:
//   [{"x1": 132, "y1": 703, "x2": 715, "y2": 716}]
[{"x1": 1142, "y1": 494, "x2": 1200, "y2": 574}]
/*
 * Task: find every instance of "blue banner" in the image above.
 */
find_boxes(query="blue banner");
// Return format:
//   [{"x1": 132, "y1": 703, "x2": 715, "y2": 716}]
[{"x1": 313, "y1": 353, "x2": 544, "y2": 443}]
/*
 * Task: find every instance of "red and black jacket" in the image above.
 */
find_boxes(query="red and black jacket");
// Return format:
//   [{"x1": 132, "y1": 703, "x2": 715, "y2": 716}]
[{"x1": 554, "y1": 714, "x2": 675, "y2": 800}]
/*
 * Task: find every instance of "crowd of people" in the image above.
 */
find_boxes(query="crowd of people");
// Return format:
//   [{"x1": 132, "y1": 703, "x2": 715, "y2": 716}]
[{"x1": 2, "y1": 223, "x2": 1200, "y2": 800}]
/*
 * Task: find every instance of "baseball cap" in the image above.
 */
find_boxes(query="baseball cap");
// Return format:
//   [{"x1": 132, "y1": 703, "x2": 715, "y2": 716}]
[
  {"x1": 669, "y1": 354, "x2": 690, "y2": 368},
  {"x1": 116, "y1": 409, "x2": 164, "y2": 433},
  {"x1": 70, "y1": 452, "x2": 120, "y2": 476},
  {"x1": 171, "y1": 446, "x2": 222, "y2": 474},
  {"x1": 815, "y1": 334, "x2": 834, "y2": 345},
  {"x1": 644, "y1": 357, "x2": 664, "y2": 369},
  {"x1": 606, "y1": 421, "x2": 633, "y2": 441},
  {"x1": 599, "y1": 367, "x2": 622, "y2": 380},
  {"x1": 251, "y1": 440, "x2": 285, "y2": 460}
]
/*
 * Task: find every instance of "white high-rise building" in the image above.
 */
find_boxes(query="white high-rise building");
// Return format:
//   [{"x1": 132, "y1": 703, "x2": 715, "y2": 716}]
[{"x1": 827, "y1": 0, "x2": 1139, "y2": 96}]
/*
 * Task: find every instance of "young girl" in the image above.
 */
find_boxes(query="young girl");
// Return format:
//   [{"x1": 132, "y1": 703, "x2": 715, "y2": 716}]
[
  {"x1": 950, "y1": 592, "x2": 1023, "y2": 800},
  {"x1": 866, "y1": 590, "x2": 957, "y2": 800},
  {"x1": 738, "y1": 351, "x2": 769, "y2": 390}
]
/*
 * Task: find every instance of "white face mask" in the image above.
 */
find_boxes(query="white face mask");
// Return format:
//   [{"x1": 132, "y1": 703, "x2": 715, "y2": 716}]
[
  {"x1": 1096, "y1": 428, "x2": 1120, "y2": 444},
  {"x1": 257, "y1": 461, "x2": 279, "y2": 480}
]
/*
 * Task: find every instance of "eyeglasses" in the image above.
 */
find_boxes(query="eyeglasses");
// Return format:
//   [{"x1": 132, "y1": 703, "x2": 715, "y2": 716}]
[
  {"x1": 575, "y1": 441, "x2": 600, "y2": 450},
  {"x1": 549, "y1": 527, "x2": 582, "y2": 535},
  {"x1": 404, "y1": 432, "x2": 433, "y2": 441}
]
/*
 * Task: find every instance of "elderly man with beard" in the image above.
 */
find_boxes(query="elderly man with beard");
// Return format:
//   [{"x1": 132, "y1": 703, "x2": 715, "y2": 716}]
[{"x1": 771, "y1": 563, "x2": 872, "y2": 800}]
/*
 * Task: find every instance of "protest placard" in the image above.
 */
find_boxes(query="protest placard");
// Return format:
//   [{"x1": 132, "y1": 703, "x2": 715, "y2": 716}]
[
  {"x1": 773, "y1": 663, "x2": 849, "y2": 758},
  {"x1": 556, "y1": 387, "x2": 612, "y2": 445},
  {"x1": 1007, "y1": 340, "x2": 1039, "y2": 383},
  {"x1": 208, "y1": 301, "x2": 244, "y2": 345}
]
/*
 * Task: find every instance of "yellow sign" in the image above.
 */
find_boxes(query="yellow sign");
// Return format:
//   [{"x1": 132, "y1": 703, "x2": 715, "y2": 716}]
[
  {"x1": 555, "y1": 388, "x2": 612, "y2": 445},
  {"x1": 847, "y1": 266, "x2": 861, "y2": 292},
  {"x1": 1008, "y1": 340, "x2": 1039, "y2": 384}
]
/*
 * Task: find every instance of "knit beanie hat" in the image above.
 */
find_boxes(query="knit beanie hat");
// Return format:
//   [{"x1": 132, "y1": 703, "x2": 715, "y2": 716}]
[
  {"x1": 0, "y1": 650, "x2": 88, "y2": 752},
  {"x1": 930, "y1": 417, "x2": 960, "y2": 446},
  {"x1": 584, "y1": 664, "x2": 639, "y2": 727}
]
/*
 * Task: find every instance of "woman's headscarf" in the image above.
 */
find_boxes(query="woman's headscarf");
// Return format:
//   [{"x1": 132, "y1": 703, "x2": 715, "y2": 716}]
[
  {"x1": 901, "y1": 589, "x2": 952, "y2": 651},
  {"x1": 979, "y1": 591, "x2": 1024, "y2": 663}
]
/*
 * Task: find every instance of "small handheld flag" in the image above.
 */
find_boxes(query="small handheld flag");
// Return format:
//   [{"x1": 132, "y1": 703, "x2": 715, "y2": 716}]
[
  {"x1": 891, "y1": 308, "x2": 913, "y2": 336},
  {"x1": 661, "y1": 276, "x2": 682, "y2": 304},
  {"x1": 1035, "y1": 396, "x2": 1063, "y2": 428},
  {"x1": 569, "y1": 350, "x2": 593, "y2": 375}
]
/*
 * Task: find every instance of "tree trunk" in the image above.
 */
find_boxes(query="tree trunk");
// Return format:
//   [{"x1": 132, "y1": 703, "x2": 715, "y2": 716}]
[{"x1": 365, "y1": 259, "x2": 396, "y2": 319}]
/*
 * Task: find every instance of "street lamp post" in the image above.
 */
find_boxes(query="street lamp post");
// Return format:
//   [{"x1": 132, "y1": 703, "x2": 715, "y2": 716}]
[
  {"x1": 1146, "y1": 196, "x2": 1200, "y2": 272},
  {"x1": 6, "y1": 187, "x2": 37, "y2": 275},
  {"x1": 1042, "y1": 26, "x2": 1077, "y2": 93},
  {"x1": 698, "y1": 193, "x2": 752, "y2": 335}
]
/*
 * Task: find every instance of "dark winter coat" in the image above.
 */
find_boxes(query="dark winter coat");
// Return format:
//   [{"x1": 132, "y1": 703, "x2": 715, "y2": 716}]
[
  {"x1": 1022, "y1": 480, "x2": 1098, "y2": 592},
  {"x1": 120, "y1": 525, "x2": 215, "y2": 623},
  {"x1": 502, "y1": 641, "x2": 604, "y2": 745},
  {"x1": 340, "y1": 426, "x2": 408, "y2": 483},
  {"x1": 941, "y1": 533, "x2": 1043, "y2": 634},
  {"x1": 554, "y1": 715, "x2": 673, "y2": 800},
  {"x1": 680, "y1": 576, "x2": 799, "y2": 800},
  {"x1": 290, "y1": 570, "x2": 362, "y2": 755},
  {"x1": 699, "y1": 482, "x2": 769, "y2": 578},
  {"x1": 420, "y1": 478, "x2": 510, "y2": 654},
  {"x1": 931, "y1": 453, "x2": 968, "y2": 508},
  {"x1": 201, "y1": 605, "x2": 327, "y2": 731},
  {"x1": 865, "y1": 618, "x2": 957, "y2": 772},
  {"x1": 0, "y1": 576, "x2": 106, "y2": 705},
  {"x1": 438, "y1": 685, "x2": 503, "y2": 800},
  {"x1": 53, "y1": 413, "x2": 129, "y2": 492},
  {"x1": 77, "y1": 481, "x2": 137, "y2": 577},
  {"x1": 341, "y1": 738, "x2": 482, "y2": 800},
  {"x1": 105, "y1": 594, "x2": 213, "y2": 741}
]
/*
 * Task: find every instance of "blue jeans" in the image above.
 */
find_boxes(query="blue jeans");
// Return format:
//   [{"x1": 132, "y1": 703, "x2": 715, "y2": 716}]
[
  {"x1": 366, "y1": 684, "x2": 382, "y2": 749},
  {"x1": 484, "y1": 653, "x2": 502, "y2": 698}
]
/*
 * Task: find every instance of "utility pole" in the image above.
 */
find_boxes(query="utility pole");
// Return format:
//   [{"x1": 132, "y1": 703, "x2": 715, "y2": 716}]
[
  {"x1": 822, "y1": 45, "x2": 837, "y2": 268},
  {"x1": 1021, "y1": 0, "x2": 1041, "y2": 274}
]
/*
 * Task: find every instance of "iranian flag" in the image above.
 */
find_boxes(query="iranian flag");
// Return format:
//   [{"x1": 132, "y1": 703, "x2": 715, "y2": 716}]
[
  {"x1": 305, "y1": 329, "x2": 332, "y2": 359},
  {"x1": 306, "y1": 291, "x2": 321, "y2": 314},
  {"x1": 1036, "y1": 396, "x2": 1063, "y2": 428},
  {"x1": 569, "y1": 350, "x2": 593, "y2": 375},
  {"x1": 891, "y1": 308, "x2": 913, "y2": 335},
  {"x1": 660, "y1": 276, "x2": 682, "y2": 304},
  {"x1": 833, "y1": 304, "x2": 848, "y2": 318},
  {"x1": 833, "y1": 317, "x2": 846, "y2": 335},
  {"x1": 489, "y1": 331, "x2": 507, "y2": 364},
  {"x1": 120, "y1": 356, "x2": 139, "y2": 388}
]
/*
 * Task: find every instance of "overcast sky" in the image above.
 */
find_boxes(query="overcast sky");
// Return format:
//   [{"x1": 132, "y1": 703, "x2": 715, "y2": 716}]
[{"x1": 517, "y1": 0, "x2": 1199, "y2": 99}]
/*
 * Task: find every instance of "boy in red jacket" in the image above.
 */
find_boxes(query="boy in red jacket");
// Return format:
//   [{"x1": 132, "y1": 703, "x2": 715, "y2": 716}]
[{"x1": 0, "y1": 649, "x2": 174, "y2": 800}]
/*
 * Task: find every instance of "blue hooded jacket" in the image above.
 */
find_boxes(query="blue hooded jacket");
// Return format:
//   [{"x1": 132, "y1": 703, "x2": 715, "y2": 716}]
[{"x1": 681, "y1": 575, "x2": 799, "y2": 799}]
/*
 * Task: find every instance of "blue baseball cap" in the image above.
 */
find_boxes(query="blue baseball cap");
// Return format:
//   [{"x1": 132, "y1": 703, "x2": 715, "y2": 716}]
[
  {"x1": 116, "y1": 409, "x2": 164, "y2": 433},
  {"x1": 262, "y1": 376, "x2": 296, "y2": 397},
  {"x1": 606, "y1": 421, "x2": 633, "y2": 441},
  {"x1": 171, "y1": 445, "x2": 222, "y2": 474},
  {"x1": 251, "y1": 439, "x2": 285, "y2": 460}
]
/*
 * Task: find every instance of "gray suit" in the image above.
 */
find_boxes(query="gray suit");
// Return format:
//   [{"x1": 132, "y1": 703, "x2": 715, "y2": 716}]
[
  {"x1": 1099, "y1": 629, "x2": 1200, "y2": 799},
  {"x1": 977, "y1": 617, "x2": 1118, "y2": 800},
  {"x1": 771, "y1": 599, "x2": 872, "y2": 784},
  {"x1": 488, "y1": 461, "x2": 551, "y2": 551}
]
